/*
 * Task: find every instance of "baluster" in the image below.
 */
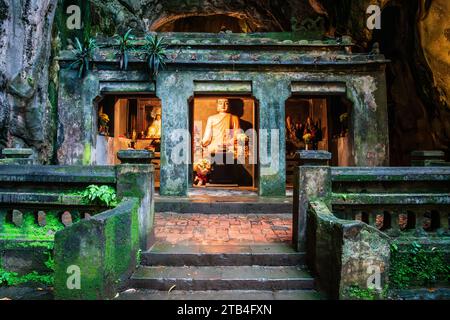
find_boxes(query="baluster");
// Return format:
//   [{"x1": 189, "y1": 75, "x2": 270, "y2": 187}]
[
  {"x1": 12, "y1": 209, "x2": 24, "y2": 227},
  {"x1": 368, "y1": 210, "x2": 377, "y2": 228},
  {"x1": 387, "y1": 210, "x2": 401, "y2": 237},
  {"x1": 37, "y1": 211, "x2": 46, "y2": 227},
  {"x1": 61, "y1": 211, "x2": 73, "y2": 227},
  {"x1": 414, "y1": 211, "x2": 427, "y2": 237},
  {"x1": 399, "y1": 211, "x2": 408, "y2": 231},
  {"x1": 438, "y1": 211, "x2": 449, "y2": 236},
  {"x1": 354, "y1": 210, "x2": 363, "y2": 222}
]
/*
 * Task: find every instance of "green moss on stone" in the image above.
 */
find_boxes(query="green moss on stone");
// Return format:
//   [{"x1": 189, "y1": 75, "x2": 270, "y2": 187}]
[
  {"x1": 83, "y1": 143, "x2": 92, "y2": 165},
  {"x1": 1, "y1": 212, "x2": 66, "y2": 241}
]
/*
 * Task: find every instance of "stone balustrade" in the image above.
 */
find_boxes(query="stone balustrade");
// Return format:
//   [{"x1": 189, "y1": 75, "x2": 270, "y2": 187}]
[
  {"x1": 0, "y1": 149, "x2": 155, "y2": 299},
  {"x1": 293, "y1": 150, "x2": 450, "y2": 299}
]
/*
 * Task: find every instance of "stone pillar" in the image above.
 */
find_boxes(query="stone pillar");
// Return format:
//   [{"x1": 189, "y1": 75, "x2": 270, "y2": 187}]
[
  {"x1": 347, "y1": 71, "x2": 389, "y2": 166},
  {"x1": 0, "y1": 148, "x2": 34, "y2": 165},
  {"x1": 116, "y1": 150, "x2": 155, "y2": 251},
  {"x1": 253, "y1": 78, "x2": 291, "y2": 196},
  {"x1": 57, "y1": 69, "x2": 99, "y2": 165},
  {"x1": 293, "y1": 150, "x2": 332, "y2": 252},
  {"x1": 157, "y1": 72, "x2": 193, "y2": 196}
]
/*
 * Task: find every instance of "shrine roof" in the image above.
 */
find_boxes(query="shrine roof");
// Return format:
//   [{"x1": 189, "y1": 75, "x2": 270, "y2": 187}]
[{"x1": 58, "y1": 32, "x2": 389, "y2": 68}]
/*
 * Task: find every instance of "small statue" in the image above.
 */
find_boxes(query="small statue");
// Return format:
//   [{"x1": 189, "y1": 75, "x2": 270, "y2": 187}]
[
  {"x1": 370, "y1": 42, "x2": 380, "y2": 55},
  {"x1": 193, "y1": 159, "x2": 212, "y2": 186},
  {"x1": 146, "y1": 108, "x2": 162, "y2": 139}
]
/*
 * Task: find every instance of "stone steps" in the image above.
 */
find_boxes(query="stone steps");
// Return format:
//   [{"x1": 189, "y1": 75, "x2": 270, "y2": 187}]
[
  {"x1": 125, "y1": 241, "x2": 321, "y2": 299},
  {"x1": 142, "y1": 243, "x2": 305, "y2": 266},
  {"x1": 155, "y1": 196, "x2": 292, "y2": 214},
  {"x1": 116, "y1": 289, "x2": 325, "y2": 300},
  {"x1": 130, "y1": 265, "x2": 315, "y2": 291}
]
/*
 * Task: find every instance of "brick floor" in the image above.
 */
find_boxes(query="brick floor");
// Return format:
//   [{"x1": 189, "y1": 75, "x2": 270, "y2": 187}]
[{"x1": 155, "y1": 213, "x2": 292, "y2": 245}]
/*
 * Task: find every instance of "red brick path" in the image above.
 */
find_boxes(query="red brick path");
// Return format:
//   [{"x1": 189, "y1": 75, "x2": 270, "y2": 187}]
[{"x1": 155, "y1": 213, "x2": 292, "y2": 245}]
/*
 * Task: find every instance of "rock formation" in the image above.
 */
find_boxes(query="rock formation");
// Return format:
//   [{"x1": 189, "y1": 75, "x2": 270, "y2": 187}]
[
  {"x1": 0, "y1": 0, "x2": 57, "y2": 163},
  {"x1": 0, "y1": 0, "x2": 448, "y2": 164}
]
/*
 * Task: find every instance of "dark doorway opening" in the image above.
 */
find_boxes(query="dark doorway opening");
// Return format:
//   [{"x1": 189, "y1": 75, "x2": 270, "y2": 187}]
[
  {"x1": 285, "y1": 95, "x2": 354, "y2": 186},
  {"x1": 156, "y1": 14, "x2": 254, "y2": 33},
  {"x1": 189, "y1": 95, "x2": 258, "y2": 190}
]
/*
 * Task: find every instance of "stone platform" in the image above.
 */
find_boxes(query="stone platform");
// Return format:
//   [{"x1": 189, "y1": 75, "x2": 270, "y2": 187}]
[
  {"x1": 155, "y1": 189, "x2": 293, "y2": 214},
  {"x1": 155, "y1": 213, "x2": 292, "y2": 245}
]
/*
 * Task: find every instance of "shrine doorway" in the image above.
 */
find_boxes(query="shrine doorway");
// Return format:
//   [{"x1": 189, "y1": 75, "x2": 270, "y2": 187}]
[
  {"x1": 95, "y1": 94, "x2": 162, "y2": 186},
  {"x1": 285, "y1": 95, "x2": 354, "y2": 186},
  {"x1": 189, "y1": 95, "x2": 258, "y2": 190}
]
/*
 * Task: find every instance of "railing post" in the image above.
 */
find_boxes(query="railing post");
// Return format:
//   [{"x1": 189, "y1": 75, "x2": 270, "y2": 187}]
[
  {"x1": 116, "y1": 150, "x2": 155, "y2": 251},
  {"x1": 0, "y1": 148, "x2": 34, "y2": 165},
  {"x1": 293, "y1": 150, "x2": 332, "y2": 252},
  {"x1": 438, "y1": 212, "x2": 449, "y2": 236},
  {"x1": 414, "y1": 211, "x2": 428, "y2": 237},
  {"x1": 368, "y1": 210, "x2": 377, "y2": 227},
  {"x1": 387, "y1": 210, "x2": 401, "y2": 237},
  {"x1": 411, "y1": 150, "x2": 446, "y2": 167}
]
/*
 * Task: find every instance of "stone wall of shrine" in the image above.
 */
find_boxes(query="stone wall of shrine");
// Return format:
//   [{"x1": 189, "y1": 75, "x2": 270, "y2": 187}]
[{"x1": 56, "y1": 33, "x2": 389, "y2": 196}]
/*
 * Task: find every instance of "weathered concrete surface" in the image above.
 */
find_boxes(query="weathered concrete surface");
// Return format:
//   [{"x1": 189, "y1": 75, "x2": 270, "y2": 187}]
[
  {"x1": 57, "y1": 70, "x2": 99, "y2": 165},
  {"x1": 54, "y1": 198, "x2": 140, "y2": 300},
  {"x1": 293, "y1": 154, "x2": 332, "y2": 252},
  {"x1": 116, "y1": 162, "x2": 155, "y2": 251},
  {"x1": 157, "y1": 71, "x2": 193, "y2": 197},
  {"x1": 307, "y1": 200, "x2": 390, "y2": 300},
  {"x1": 115, "y1": 289, "x2": 325, "y2": 300},
  {"x1": 0, "y1": 241, "x2": 53, "y2": 275},
  {"x1": 340, "y1": 223, "x2": 390, "y2": 298},
  {"x1": 56, "y1": 62, "x2": 389, "y2": 195}
]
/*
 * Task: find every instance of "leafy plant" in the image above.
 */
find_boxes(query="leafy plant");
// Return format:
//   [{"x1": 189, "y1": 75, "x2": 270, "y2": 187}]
[
  {"x1": 390, "y1": 241, "x2": 450, "y2": 289},
  {"x1": 143, "y1": 34, "x2": 168, "y2": 80},
  {"x1": 115, "y1": 29, "x2": 135, "y2": 70},
  {"x1": 0, "y1": 268, "x2": 53, "y2": 287},
  {"x1": 345, "y1": 285, "x2": 378, "y2": 300},
  {"x1": 81, "y1": 185, "x2": 118, "y2": 207},
  {"x1": 44, "y1": 252, "x2": 55, "y2": 271},
  {"x1": 0, "y1": 268, "x2": 17, "y2": 286},
  {"x1": 69, "y1": 37, "x2": 97, "y2": 78}
]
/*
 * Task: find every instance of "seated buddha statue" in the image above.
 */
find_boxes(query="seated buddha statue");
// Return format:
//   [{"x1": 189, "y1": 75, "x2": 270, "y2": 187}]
[{"x1": 201, "y1": 98, "x2": 240, "y2": 155}]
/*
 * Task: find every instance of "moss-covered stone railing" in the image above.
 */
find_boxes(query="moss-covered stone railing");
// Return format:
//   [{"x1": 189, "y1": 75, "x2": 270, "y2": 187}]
[
  {"x1": 0, "y1": 150, "x2": 155, "y2": 298},
  {"x1": 293, "y1": 150, "x2": 450, "y2": 299},
  {"x1": 331, "y1": 167, "x2": 450, "y2": 238},
  {"x1": 0, "y1": 164, "x2": 117, "y2": 288},
  {"x1": 54, "y1": 198, "x2": 140, "y2": 300},
  {"x1": 307, "y1": 200, "x2": 390, "y2": 300}
]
